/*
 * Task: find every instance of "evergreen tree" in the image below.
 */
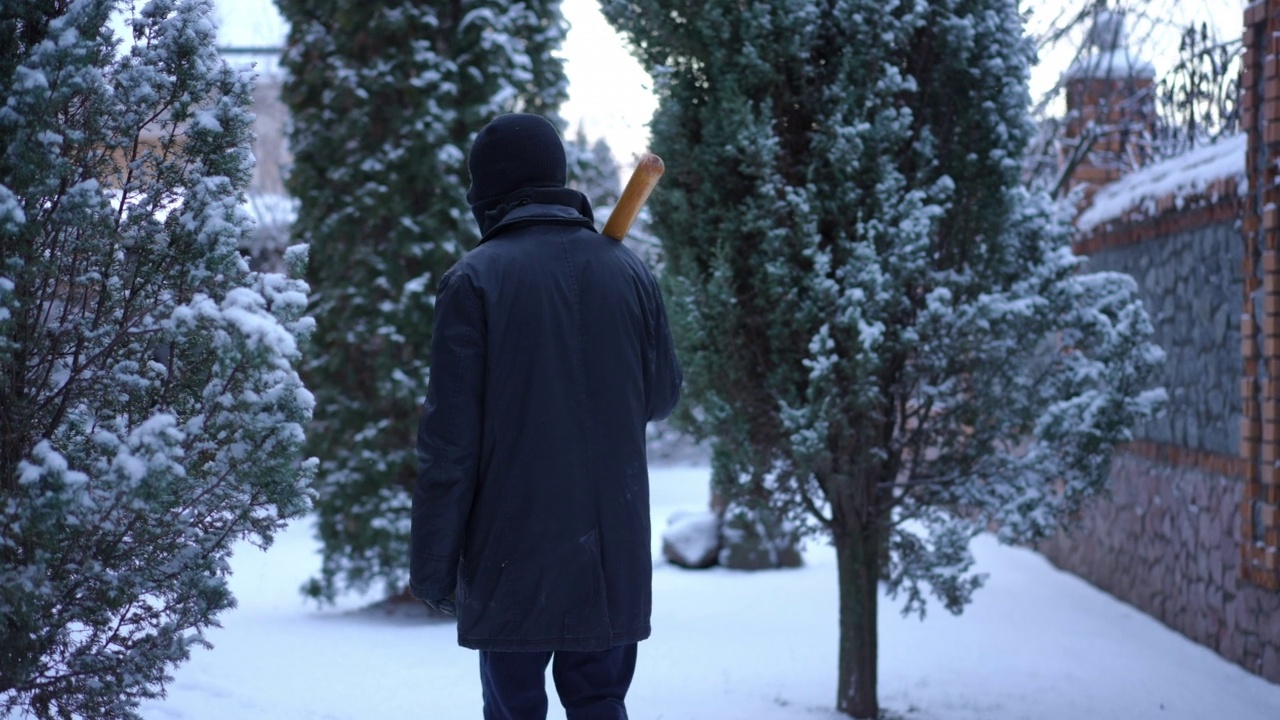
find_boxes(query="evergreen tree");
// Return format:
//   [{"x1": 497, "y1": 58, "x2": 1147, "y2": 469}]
[
  {"x1": 0, "y1": 1, "x2": 315, "y2": 717},
  {"x1": 277, "y1": 0, "x2": 571, "y2": 601},
  {"x1": 568, "y1": 123, "x2": 622, "y2": 210},
  {"x1": 602, "y1": 0, "x2": 1164, "y2": 716}
]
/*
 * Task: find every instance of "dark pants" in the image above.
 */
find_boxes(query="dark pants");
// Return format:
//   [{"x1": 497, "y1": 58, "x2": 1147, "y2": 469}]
[{"x1": 479, "y1": 644, "x2": 637, "y2": 720}]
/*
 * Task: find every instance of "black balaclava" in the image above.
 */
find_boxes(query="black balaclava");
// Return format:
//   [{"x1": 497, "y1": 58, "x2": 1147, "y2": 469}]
[{"x1": 466, "y1": 113, "x2": 567, "y2": 230}]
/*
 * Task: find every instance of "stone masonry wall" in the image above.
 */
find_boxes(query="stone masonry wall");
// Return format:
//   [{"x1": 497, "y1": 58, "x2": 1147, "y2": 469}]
[
  {"x1": 1040, "y1": 0, "x2": 1280, "y2": 686},
  {"x1": 1040, "y1": 211, "x2": 1280, "y2": 682},
  {"x1": 1039, "y1": 453, "x2": 1280, "y2": 682},
  {"x1": 1081, "y1": 220, "x2": 1244, "y2": 455}
]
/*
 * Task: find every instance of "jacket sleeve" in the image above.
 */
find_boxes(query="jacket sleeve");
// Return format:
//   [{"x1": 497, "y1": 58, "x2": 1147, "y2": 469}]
[
  {"x1": 646, "y1": 274, "x2": 683, "y2": 422},
  {"x1": 411, "y1": 269, "x2": 485, "y2": 602}
]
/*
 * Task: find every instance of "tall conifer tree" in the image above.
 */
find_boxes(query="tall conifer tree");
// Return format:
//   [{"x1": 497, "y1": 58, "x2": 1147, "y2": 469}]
[
  {"x1": 568, "y1": 125, "x2": 622, "y2": 210},
  {"x1": 0, "y1": 1, "x2": 314, "y2": 716},
  {"x1": 603, "y1": 0, "x2": 1165, "y2": 716},
  {"x1": 276, "y1": 0, "x2": 570, "y2": 601}
]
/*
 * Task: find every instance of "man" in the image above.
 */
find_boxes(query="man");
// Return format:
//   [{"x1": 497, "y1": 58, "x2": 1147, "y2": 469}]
[{"x1": 411, "y1": 113, "x2": 683, "y2": 720}]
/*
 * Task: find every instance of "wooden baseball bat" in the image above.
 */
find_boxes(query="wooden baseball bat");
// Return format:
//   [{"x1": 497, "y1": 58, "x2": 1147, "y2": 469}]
[{"x1": 602, "y1": 153, "x2": 665, "y2": 241}]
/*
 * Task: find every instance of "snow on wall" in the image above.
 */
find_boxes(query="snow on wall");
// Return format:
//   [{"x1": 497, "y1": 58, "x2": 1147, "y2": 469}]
[{"x1": 1076, "y1": 133, "x2": 1247, "y2": 233}]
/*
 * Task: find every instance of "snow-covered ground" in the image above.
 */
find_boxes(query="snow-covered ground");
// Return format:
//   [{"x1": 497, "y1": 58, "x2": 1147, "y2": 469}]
[{"x1": 140, "y1": 465, "x2": 1280, "y2": 720}]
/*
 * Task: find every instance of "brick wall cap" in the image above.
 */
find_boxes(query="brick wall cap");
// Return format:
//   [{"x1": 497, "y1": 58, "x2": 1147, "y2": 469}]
[{"x1": 1076, "y1": 133, "x2": 1247, "y2": 233}]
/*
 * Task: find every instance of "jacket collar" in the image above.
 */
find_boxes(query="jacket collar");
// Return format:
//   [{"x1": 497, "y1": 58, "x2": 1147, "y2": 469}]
[{"x1": 475, "y1": 187, "x2": 595, "y2": 243}]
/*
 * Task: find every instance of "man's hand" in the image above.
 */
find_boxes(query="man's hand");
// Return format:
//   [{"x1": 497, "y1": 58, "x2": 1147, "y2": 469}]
[
  {"x1": 410, "y1": 585, "x2": 457, "y2": 616},
  {"x1": 423, "y1": 596, "x2": 456, "y2": 615}
]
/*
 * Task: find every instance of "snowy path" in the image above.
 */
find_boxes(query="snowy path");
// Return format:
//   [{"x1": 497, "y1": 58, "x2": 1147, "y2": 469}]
[{"x1": 140, "y1": 465, "x2": 1280, "y2": 720}]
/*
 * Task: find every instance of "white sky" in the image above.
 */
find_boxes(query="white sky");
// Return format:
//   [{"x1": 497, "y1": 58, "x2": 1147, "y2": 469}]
[
  {"x1": 206, "y1": 0, "x2": 659, "y2": 165},
  {"x1": 209, "y1": 0, "x2": 1245, "y2": 172},
  {"x1": 558, "y1": 0, "x2": 656, "y2": 170},
  {"x1": 1027, "y1": 0, "x2": 1246, "y2": 106},
  {"x1": 558, "y1": 0, "x2": 1248, "y2": 169}
]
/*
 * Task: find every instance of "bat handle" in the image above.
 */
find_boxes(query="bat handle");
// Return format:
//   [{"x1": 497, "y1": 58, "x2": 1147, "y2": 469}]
[{"x1": 602, "y1": 153, "x2": 665, "y2": 241}]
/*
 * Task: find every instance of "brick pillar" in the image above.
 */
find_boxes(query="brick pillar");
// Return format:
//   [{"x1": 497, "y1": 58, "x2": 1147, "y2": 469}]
[
  {"x1": 1062, "y1": 9, "x2": 1156, "y2": 193},
  {"x1": 1241, "y1": 0, "x2": 1280, "y2": 591}
]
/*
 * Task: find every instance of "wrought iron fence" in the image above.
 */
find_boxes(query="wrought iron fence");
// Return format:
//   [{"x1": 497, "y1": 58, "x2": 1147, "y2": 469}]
[{"x1": 1151, "y1": 23, "x2": 1243, "y2": 159}]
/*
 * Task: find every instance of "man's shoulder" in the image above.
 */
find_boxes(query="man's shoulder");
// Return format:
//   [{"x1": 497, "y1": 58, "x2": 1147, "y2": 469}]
[
  {"x1": 452, "y1": 222, "x2": 652, "y2": 285},
  {"x1": 439, "y1": 252, "x2": 484, "y2": 294},
  {"x1": 446, "y1": 237, "x2": 510, "y2": 273}
]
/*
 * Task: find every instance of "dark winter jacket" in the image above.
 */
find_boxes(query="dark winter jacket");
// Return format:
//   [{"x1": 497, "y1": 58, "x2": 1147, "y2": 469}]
[{"x1": 410, "y1": 188, "x2": 683, "y2": 652}]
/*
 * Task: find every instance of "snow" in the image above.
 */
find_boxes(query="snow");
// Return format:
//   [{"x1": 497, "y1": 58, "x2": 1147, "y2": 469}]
[
  {"x1": 191, "y1": 109, "x2": 223, "y2": 133},
  {"x1": 137, "y1": 464, "x2": 1280, "y2": 720},
  {"x1": 660, "y1": 510, "x2": 718, "y2": 566},
  {"x1": 0, "y1": 185, "x2": 24, "y2": 228},
  {"x1": 14, "y1": 65, "x2": 49, "y2": 90},
  {"x1": 0, "y1": 276, "x2": 14, "y2": 323},
  {"x1": 1077, "y1": 133, "x2": 1247, "y2": 232}
]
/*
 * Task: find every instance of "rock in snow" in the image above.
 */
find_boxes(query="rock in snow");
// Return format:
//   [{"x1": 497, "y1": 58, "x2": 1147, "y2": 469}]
[{"x1": 661, "y1": 511, "x2": 720, "y2": 569}]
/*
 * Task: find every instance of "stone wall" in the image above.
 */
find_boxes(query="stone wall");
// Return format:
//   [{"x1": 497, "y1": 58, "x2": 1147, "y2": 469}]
[
  {"x1": 1078, "y1": 220, "x2": 1244, "y2": 455},
  {"x1": 1039, "y1": 453, "x2": 1280, "y2": 682},
  {"x1": 1038, "y1": 0, "x2": 1280, "y2": 687},
  {"x1": 1039, "y1": 200, "x2": 1280, "y2": 682}
]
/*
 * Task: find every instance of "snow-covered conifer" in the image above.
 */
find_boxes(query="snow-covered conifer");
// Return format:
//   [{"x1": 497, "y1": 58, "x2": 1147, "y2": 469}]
[
  {"x1": 0, "y1": 1, "x2": 315, "y2": 717},
  {"x1": 602, "y1": 0, "x2": 1165, "y2": 716},
  {"x1": 276, "y1": 0, "x2": 571, "y2": 601},
  {"x1": 568, "y1": 125, "x2": 622, "y2": 210}
]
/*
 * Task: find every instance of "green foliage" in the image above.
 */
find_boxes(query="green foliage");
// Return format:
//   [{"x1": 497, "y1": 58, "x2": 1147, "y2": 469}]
[
  {"x1": 603, "y1": 0, "x2": 1164, "y2": 715},
  {"x1": 0, "y1": 1, "x2": 314, "y2": 716},
  {"x1": 277, "y1": 0, "x2": 572, "y2": 601}
]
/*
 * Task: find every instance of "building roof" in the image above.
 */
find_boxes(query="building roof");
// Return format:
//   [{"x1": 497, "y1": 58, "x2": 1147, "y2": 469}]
[
  {"x1": 215, "y1": 0, "x2": 286, "y2": 48},
  {"x1": 1063, "y1": 48, "x2": 1157, "y2": 82},
  {"x1": 1063, "y1": 9, "x2": 1156, "y2": 82},
  {"x1": 214, "y1": 0, "x2": 287, "y2": 76}
]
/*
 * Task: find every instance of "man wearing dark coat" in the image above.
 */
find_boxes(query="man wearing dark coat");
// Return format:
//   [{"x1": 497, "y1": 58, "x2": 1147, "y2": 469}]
[{"x1": 410, "y1": 113, "x2": 683, "y2": 720}]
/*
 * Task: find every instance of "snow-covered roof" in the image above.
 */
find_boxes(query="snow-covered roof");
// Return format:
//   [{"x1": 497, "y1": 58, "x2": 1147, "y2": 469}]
[
  {"x1": 214, "y1": 0, "x2": 286, "y2": 76},
  {"x1": 1065, "y1": 8, "x2": 1155, "y2": 81},
  {"x1": 214, "y1": 0, "x2": 286, "y2": 48},
  {"x1": 1087, "y1": 9, "x2": 1128, "y2": 51},
  {"x1": 1063, "y1": 49, "x2": 1156, "y2": 81},
  {"x1": 1076, "y1": 132, "x2": 1246, "y2": 232}
]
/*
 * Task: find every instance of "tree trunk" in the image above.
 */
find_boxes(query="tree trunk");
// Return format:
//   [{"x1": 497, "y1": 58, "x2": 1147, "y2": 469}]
[
  {"x1": 835, "y1": 525, "x2": 880, "y2": 718},
  {"x1": 877, "y1": 518, "x2": 892, "y2": 582}
]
